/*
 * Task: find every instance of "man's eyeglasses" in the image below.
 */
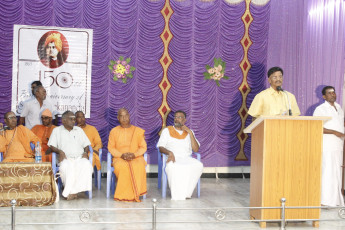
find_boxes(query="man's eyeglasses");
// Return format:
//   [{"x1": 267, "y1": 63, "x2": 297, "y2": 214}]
[
  {"x1": 271, "y1": 76, "x2": 283, "y2": 80},
  {"x1": 6, "y1": 116, "x2": 16, "y2": 120},
  {"x1": 174, "y1": 116, "x2": 185, "y2": 119}
]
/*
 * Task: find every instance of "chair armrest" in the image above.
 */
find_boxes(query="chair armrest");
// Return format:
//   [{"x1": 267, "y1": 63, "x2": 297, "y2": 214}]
[
  {"x1": 98, "y1": 148, "x2": 102, "y2": 162},
  {"x1": 157, "y1": 145, "x2": 162, "y2": 162},
  {"x1": 143, "y1": 152, "x2": 147, "y2": 162},
  {"x1": 193, "y1": 152, "x2": 201, "y2": 161},
  {"x1": 52, "y1": 152, "x2": 57, "y2": 174},
  {"x1": 88, "y1": 146, "x2": 93, "y2": 163},
  {"x1": 162, "y1": 153, "x2": 167, "y2": 167}
]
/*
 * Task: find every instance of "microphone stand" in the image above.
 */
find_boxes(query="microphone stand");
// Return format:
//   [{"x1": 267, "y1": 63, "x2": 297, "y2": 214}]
[
  {"x1": 283, "y1": 91, "x2": 292, "y2": 116},
  {"x1": 277, "y1": 86, "x2": 292, "y2": 116}
]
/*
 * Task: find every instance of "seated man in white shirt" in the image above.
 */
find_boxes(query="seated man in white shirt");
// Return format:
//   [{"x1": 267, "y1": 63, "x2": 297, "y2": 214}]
[
  {"x1": 48, "y1": 110, "x2": 93, "y2": 200},
  {"x1": 157, "y1": 110, "x2": 203, "y2": 200}
]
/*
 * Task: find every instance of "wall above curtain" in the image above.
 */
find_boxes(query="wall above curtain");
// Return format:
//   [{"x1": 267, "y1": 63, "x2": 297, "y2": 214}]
[{"x1": 0, "y1": 0, "x2": 271, "y2": 167}]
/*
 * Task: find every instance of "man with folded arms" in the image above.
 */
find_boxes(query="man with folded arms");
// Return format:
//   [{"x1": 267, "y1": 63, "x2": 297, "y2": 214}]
[
  {"x1": 0, "y1": 111, "x2": 40, "y2": 162},
  {"x1": 31, "y1": 109, "x2": 56, "y2": 162},
  {"x1": 19, "y1": 85, "x2": 55, "y2": 129},
  {"x1": 75, "y1": 111, "x2": 103, "y2": 172},
  {"x1": 313, "y1": 86, "x2": 345, "y2": 206},
  {"x1": 48, "y1": 111, "x2": 92, "y2": 200},
  {"x1": 157, "y1": 110, "x2": 203, "y2": 200},
  {"x1": 108, "y1": 108, "x2": 147, "y2": 202}
]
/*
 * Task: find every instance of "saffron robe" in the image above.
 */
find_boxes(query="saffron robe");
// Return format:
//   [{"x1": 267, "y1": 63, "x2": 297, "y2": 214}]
[
  {"x1": 107, "y1": 125, "x2": 147, "y2": 202},
  {"x1": 81, "y1": 124, "x2": 103, "y2": 170},
  {"x1": 0, "y1": 125, "x2": 40, "y2": 162},
  {"x1": 31, "y1": 124, "x2": 56, "y2": 162}
]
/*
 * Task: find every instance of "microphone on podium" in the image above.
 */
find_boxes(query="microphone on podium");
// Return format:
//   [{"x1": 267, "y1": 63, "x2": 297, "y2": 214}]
[{"x1": 277, "y1": 86, "x2": 292, "y2": 116}]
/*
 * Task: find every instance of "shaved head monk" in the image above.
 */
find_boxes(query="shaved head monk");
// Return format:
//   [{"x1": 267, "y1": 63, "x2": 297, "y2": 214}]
[{"x1": 107, "y1": 108, "x2": 147, "y2": 202}]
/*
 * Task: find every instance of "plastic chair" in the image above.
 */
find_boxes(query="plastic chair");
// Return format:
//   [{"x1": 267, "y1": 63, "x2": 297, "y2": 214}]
[
  {"x1": 157, "y1": 146, "x2": 201, "y2": 198},
  {"x1": 52, "y1": 145, "x2": 93, "y2": 199},
  {"x1": 93, "y1": 149, "x2": 102, "y2": 190},
  {"x1": 0, "y1": 152, "x2": 3, "y2": 162},
  {"x1": 106, "y1": 152, "x2": 147, "y2": 199}
]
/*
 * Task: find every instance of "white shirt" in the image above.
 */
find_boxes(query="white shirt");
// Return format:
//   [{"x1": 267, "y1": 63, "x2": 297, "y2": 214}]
[
  {"x1": 313, "y1": 101, "x2": 344, "y2": 151},
  {"x1": 157, "y1": 127, "x2": 200, "y2": 158},
  {"x1": 48, "y1": 126, "x2": 91, "y2": 159},
  {"x1": 20, "y1": 97, "x2": 54, "y2": 129}
]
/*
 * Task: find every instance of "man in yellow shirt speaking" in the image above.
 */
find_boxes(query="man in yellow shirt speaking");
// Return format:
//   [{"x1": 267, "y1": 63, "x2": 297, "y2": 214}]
[{"x1": 248, "y1": 66, "x2": 301, "y2": 118}]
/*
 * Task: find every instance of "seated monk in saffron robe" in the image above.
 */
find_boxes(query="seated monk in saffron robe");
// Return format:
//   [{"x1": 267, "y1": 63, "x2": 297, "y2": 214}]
[
  {"x1": 31, "y1": 109, "x2": 56, "y2": 162},
  {"x1": 107, "y1": 108, "x2": 147, "y2": 202},
  {"x1": 0, "y1": 111, "x2": 40, "y2": 162},
  {"x1": 75, "y1": 111, "x2": 103, "y2": 171}
]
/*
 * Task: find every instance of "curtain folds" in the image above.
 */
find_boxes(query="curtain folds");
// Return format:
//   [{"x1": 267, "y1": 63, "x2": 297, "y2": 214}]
[{"x1": 0, "y1": 0, "x2": 271, "y2": 167}]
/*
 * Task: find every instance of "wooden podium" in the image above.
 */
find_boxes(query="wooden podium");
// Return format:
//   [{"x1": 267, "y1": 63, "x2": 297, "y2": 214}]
[{"x1": 244, "y1": 116, "x2": 330, "y2": 228}]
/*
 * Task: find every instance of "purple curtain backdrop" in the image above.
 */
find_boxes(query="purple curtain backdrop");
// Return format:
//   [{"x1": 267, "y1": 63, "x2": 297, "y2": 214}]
[
  {"x1": 267, "y1": 0, "x2": 345, "y2": 115},
  {"x1": 0, "y1": 0, "x2": 271, "y2": 167}
]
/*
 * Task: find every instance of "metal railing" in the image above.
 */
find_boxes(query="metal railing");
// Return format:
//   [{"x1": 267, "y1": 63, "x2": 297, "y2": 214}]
[{"x1": 1, "y1": 198, "x2": 345, "y2": 230}]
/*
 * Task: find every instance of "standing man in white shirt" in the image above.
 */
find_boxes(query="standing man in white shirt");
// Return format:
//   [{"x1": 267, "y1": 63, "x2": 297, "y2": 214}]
[
  {"x1": 17, "y1": 80, "x2": 42, "y2": 115},
  {"x1": 19, "y1": 85, "x2": 54, "y2": 130},
  {"x1": 157, "y1": 110, "x2": 203, "y2": 200},
  {"x1": 48, "y1": 111, "x2": 93, "y2": 200},
  {"x1": 313, "y1": 86, "x2": 345, "y2": 206}
]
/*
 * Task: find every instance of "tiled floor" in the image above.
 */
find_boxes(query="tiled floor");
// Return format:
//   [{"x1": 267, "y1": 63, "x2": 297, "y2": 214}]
[{"x1": 1, "y1": 177, "x2": 345, "y2": 229}]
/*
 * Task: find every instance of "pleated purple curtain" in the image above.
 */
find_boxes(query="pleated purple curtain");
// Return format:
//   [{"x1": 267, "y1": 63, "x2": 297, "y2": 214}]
[
  {"x1": 0, "y1": 0, "x2": 271, "y2": 166},
  {"x1": 267, "y1": 0, "x2": 345, "y2": 115}
]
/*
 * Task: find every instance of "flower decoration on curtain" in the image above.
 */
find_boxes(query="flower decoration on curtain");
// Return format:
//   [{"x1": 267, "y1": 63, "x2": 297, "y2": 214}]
[
  {"x1": 108, "y1": 56, "x2": 136, "y2": 83},
  {"x1": 203, "y1": 58, "x2": 229, "y2": 86}
]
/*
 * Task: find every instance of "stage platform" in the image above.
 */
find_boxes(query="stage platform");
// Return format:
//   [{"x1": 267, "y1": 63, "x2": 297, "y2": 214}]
[{"x1": 0, "y1": 177, "x2": 344, "y2": 229}]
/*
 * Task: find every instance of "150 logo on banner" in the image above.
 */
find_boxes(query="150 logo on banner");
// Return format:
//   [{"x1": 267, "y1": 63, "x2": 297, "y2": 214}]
[{"x1": 40, "y1": 71, "x2": 73, "y2": 89}]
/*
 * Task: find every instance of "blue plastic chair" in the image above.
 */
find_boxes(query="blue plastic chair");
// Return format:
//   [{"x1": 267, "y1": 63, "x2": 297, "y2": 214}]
[
  {"x1": 93, "y1": 149, "x2": 102, "y2": 190},
  {"x1": 106, "y1": 152, "x2": 147, "y2": 199},
  {"x1": 157, "y1": 146, "x2": 201, "y2": 198},
  {"x1": 0, "y1": 152, "x2": 3, "y2": 162},
  {"x1": 52, "y1": 145, "x2": 93, "y2": 199}
]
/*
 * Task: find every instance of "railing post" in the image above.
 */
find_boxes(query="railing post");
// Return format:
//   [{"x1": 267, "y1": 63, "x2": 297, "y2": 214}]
[
  {"x1": 11, "y1": 199, "x2": 16, "y2": 230},
  {"x1": 280, "y1": 197, "x2": 286, "y2": 230},
  {"x1": 152, "y1": 198, "x2": 157, "y2": 230}
]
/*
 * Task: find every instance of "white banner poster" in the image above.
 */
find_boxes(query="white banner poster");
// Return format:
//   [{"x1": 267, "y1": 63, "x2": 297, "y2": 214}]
[{"x1": 12, "y1": 25, "x2": 93, "y2": 118}]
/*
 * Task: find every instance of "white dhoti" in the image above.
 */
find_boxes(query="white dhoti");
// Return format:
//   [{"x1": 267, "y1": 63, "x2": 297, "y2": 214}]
[
  {"x1": 321, "y1": 150, "x2": 344, "y2": 206},
  {"x1": 166, "y1": 157, "x2": 203, "y2": 200},
  {"x1": 313, "y1": 101, "x2": 345, "y2": 206},
  {"x1": 158, "y1": 126, "x2": 203, "y2": 200},
  {"x1": 60, "y1": 158, "x2": 93, "y2": 197}
]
